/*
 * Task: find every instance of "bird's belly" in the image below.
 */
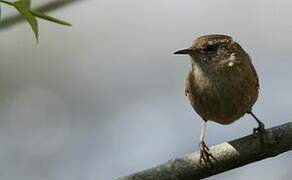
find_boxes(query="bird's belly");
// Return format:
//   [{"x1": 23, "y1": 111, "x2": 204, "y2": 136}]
[{"x1": 188, "y1": 81, "x2": 258, "y2": 124}]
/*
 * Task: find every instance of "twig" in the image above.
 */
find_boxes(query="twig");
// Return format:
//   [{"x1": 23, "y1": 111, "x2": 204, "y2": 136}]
[{"x1": 117, "y1": 122, "x2": 292, "y2": 180}]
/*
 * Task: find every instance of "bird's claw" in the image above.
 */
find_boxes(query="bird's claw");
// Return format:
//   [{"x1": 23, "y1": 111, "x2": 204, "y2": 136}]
[
  {"x1": 253, "y1": 122, "x2": 266, "y2": 144},
  {"x1": 199, "y1": 141, "x2": 214, "y2": 163},
  {"x1": 253, "y1": 123, "x2": 266, "y2": 135},
  {"x1": 253, "y1": 121, "x2": 265, "y2": 135}
]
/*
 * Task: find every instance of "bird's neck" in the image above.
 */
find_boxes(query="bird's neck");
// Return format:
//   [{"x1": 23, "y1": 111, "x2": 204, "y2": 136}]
[
  {"x1": 191, "y1": 62, "x2": 213, "y2": 87},
  {"x1": 191, "y1": 61, "x2": 215, "y2": 78}
]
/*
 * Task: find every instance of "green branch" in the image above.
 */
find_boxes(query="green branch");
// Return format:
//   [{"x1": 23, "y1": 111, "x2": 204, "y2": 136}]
[{"x1": 0, "y1": 0, "x2": 71, "y2": 42}]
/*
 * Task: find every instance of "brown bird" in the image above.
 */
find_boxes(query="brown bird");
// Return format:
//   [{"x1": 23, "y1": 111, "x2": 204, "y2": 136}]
[{"x1": 174, "y1": 34, "x2": 265, "y2": 162}]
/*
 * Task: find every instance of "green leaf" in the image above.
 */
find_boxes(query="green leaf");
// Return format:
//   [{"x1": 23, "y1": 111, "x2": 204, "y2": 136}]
[
  {"x1": 31, "y1": 10, "x2": 71, "y2": 26},
  {"x1": 12, "y1": 0, "x2": 39, "y2": 41}
]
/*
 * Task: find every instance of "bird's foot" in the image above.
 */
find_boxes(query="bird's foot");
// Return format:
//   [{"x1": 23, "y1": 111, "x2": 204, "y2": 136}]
[
  {"x1": 199, "y1": 141, "x2": 214, "y2": 164},
  {"x1": 253, "y1": 121, "x2": 266, "y2": 144},
  {"x1": 253, "y1": 121, "x2": 265, "y2": 134}
]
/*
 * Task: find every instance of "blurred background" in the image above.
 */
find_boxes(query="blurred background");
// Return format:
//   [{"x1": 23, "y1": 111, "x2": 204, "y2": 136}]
[{"x1": 0, "y1": 0, "x2": 292, "y2": 179}]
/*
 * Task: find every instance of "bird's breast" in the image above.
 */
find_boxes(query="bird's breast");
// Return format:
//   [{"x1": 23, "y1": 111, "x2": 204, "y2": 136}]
[{"x1": 186, "y1": 66, "x2": 258, "y2": 124}]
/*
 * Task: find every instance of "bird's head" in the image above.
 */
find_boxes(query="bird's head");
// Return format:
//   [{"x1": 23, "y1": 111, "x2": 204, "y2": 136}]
[{"x1": 174, "y1": 34, "x2": 247, "y2": 70}]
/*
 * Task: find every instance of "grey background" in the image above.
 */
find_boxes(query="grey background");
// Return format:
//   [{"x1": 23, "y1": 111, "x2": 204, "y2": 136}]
[{"x1": 0, "y1": 0, "x2": 292, "y2": 179}]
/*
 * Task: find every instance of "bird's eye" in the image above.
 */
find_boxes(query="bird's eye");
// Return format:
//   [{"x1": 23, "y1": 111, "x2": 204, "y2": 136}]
[{"x1": 204, "y1": 45, "x2": 217, "y2": 52}]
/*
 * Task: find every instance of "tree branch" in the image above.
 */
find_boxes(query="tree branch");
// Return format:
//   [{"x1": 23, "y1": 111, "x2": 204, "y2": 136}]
[
  {"x1": 0, "y1": 0, "x2": 82, "y2": 30},
  {"x1": 118, "y1": 122, "x2": 292, "y2": 180}
]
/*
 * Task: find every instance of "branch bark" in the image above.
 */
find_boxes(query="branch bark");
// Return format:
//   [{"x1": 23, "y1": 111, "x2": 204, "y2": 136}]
[
  {"x1": 0, "y1": 0, "x2": 82, "y2": 30},
  {"x1": 118, "y1": 122, "x2": 292, "y2": 180}
]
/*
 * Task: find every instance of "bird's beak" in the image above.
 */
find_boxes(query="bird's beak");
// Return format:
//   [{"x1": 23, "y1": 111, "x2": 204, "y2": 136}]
[{"x1": 174, "y1": 48, "x2": 193, "y2": 55}]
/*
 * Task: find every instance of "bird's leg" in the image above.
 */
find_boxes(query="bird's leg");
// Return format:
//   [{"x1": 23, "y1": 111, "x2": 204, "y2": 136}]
[
  {"x1": 248, "y1": 111, "x2": 266, "y2": 143},
  {"x1": 199, "y1": 120, "x2": 214, "y2": 163}
]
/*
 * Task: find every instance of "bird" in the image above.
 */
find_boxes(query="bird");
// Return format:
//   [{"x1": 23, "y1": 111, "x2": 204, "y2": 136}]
[{"x1": 174, "y1": 34, "x2": 265, "y2": 163}]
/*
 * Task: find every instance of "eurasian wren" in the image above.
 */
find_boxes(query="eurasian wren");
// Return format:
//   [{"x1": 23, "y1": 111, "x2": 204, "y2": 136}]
[{"x1": 174, "y1": 34, "x2": 265, "y2": 162}]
